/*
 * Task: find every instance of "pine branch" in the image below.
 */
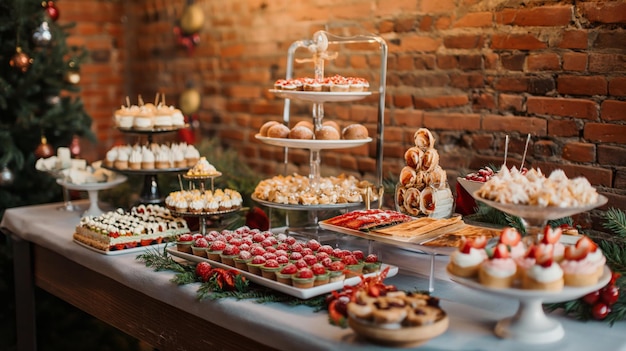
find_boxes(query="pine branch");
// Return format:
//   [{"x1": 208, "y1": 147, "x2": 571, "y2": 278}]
[
  {"x1": 135, "y1": 246, "x2": 190, "y2": 274},
  {"x1": 602, "y1": 208, "x2": 626, "y2": 237}
]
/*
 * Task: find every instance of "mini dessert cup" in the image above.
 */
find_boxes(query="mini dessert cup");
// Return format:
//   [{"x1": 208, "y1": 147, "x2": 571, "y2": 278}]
[
  {"x1": 314, "y1": 272, "x2": 330, "y2": 286},
  {"x1": 291, "y1": 276, "x2": 315, "y2": 289},
  {"x1": 345, "y1": 263, "x2": 364, "y2": 278},
  {"x1": 363, "y1": 261, "x2": 382, "y2": 274},
  {"x1": 176, "y1": 241, "x2": 193, "y2": 254},
  {"x1": 191, "y1": 246, "x2": 208, "y2": 258}
]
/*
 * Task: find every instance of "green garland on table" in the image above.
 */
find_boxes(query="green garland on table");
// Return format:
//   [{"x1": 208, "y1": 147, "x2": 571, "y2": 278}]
[
  {"x1": 135, "y1": 245, "x2": 327, "y2": 309},
  {"x1": 544, "y1": 208, "x2": 626, "y2": 325}
]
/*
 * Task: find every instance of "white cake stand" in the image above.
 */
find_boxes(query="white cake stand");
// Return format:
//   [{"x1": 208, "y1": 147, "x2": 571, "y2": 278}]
[
  {"x1": 57, "y1": 175, "x2": 127, "y2": 217},
  {"x1": 449, "y1": 267, "x2": 611, "y2": 343}
]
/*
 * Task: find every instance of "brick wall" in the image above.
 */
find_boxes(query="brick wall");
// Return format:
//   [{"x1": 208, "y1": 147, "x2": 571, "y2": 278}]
[{"x1": 65, "y1": 0, "x2": 626, "y2": 228}]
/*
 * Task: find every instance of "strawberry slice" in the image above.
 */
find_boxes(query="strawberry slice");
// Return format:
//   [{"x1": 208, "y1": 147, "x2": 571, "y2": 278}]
[
  {"x1": 535, "y1": 244, "x2": 554, "y2": 266},
  {"x1": 575, "y1": 236, "x2": 598, "y2": 252},
  {"x1": 492, "y1": 243, "x2": 510, "y2": 259},
  {"x1": 471, "y1": 235, "x2": 488, "y2": 249},
  {"x1": 524, "y1": 244, "x2": 537, "y2": 259},
  {"x1": 499, "y1": 227, "x2": 521, "y2": 246},
  {"x1": 564, "y1": 244, "x2": 589, "y2": 261},
  {"x1": 541, "y1": 226, "x2": 562, "y2": 244}
]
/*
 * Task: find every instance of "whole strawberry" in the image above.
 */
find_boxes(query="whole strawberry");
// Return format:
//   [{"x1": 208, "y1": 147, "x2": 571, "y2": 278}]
[{"x1": 195, "y1": 262, "x2": 212, "y2": 282}]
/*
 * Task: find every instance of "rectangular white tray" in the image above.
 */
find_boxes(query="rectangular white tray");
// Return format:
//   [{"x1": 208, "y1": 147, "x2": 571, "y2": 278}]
[
  {"x1": 166, "y1": 247, "x2": 398, "y2": 299},
  {"x1": 74, "y1": 239, "x2": 168, "y2": 256}
]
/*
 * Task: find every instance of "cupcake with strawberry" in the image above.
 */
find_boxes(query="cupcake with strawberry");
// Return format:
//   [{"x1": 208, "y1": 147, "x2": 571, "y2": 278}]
[
  {"x1": 207, "y1": 240, "x2": 226, "y2": 262},
  {"x1": 191, "y1": 237, "x2": 209, "y2": 258},
  {"x1": 233, "y1": 250, "x2": 252, "y2": 271},
  {"x1": 328, "y1": 260, "x2": 346, "y2": 282},
  {"x1": 260, "y1": 259, "x2": 281, "y2": 280},
  {"x1": 176, "y1": 233, "x2": 194, "y2": 254},
  {"x1": 363, "y1": 253, "x2": 382, "y2": 274},
  {"x1": 247, "y1": 255, "x2": 266, "y2": 275},
  {"x1": 515, "y1": 244, "x2": 537, "y2": 281},
  {"x1": 560, "y1": 236, "x2": 605, "y2": 286},
  {"x1": 292, "y1": 267, "x2": 315, "y2": 289},
  {"x1": 540, "y1": 225, "x2": 565, "y2": 262},
  {"x1": 478, "y1": 243, "x2": 517, "y2": 288},
  {"x1": 523, "y1": 244, "x2": 564, "y2": 291},
  {"x1": 311, "y1": 263, "x2": 330, "y2": 286},
  {"x1": 447, "y1": 236, "x2": 488, "y2": 278},
  {"x1": 499, "y1": 227, "x2": 525, "y2": 259},
  {"x1": 219, "y1": 244, "x2": 240, "y2": 266},
  {"x1": 276, "y1": 263, "x2": 297, "y2": 285},
  {"x1": 342, "y1": 254, "x2": 364, "y2": 278}
]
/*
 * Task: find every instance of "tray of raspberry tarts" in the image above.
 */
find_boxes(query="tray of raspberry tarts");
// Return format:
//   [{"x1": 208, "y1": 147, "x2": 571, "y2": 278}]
[
  {"x1": 446, "y1": 225, "x2": 612, "y2": 343},
  {"x1": 167, "y1": 227, "x2": 398, "y2": 299}
]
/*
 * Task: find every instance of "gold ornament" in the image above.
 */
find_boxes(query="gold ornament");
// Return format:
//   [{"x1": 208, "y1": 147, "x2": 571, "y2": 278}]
[
  {"x1": 180, "y1": 4, "x2": 205, "y2": 34},
  {"x1": 9, "y1": 47, "x2": 33, "y2": 73},
  {"x1": 179, "y1": 88, "x2": 201, "y2": 115},
  {"x1": 65, "y1": 70, "x2": 80, "y2": 84},
  {"x1": 35, "y1": 136, "x2": 54, "y2": 159}
]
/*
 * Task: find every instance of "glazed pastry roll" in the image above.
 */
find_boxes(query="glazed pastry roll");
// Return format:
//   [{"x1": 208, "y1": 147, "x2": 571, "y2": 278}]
[
  {"x1": 404, "y1": 146, "x2": 424, "y2": 169},
  {"x1": 403, "y1": 187, "x2": 421, "y2": 216},
  {"x1": 426, "y1": 165, "x2": 447, "y2": 188},
  {"x1": 421, "y1": 148, "x2": 440, "y2": 172},
  {"x1": 413, "y1": 128, "x2": 435, "y2": 150},
  {"x1": 399, "y1": 166, "x2": 417, "y2": 187},
  {"x1": 420, "y1": 186, "x2": 454, "y2": 217}
]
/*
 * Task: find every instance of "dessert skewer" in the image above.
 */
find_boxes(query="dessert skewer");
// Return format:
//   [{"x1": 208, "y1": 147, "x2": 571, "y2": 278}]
[{"x1": 521, "y1": 133, "x2": 531, "y2": 170}]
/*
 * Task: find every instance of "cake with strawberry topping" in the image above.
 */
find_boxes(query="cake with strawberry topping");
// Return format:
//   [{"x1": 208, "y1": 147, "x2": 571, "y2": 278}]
[
  {"x1": 219, "y1": 244, "x2": 240, "y2": 266},
  {"x1": 176, "y1": 233, "x2": 194, "y2": 254},
  {"x1": 560, "y1": 236, "x2": 605, "y2": 286},
  {"x1": 447, "y1": 236, "x2": 488, "y2": 278},
  {"x1": 191, "y1": 237, "x2": 209, "y2": 257},
  {"x1": 276, "y1": 263, "x2": 297, "y2": 285},
  {"x1": 328, "y1": 261, "x2": 346, "y2": 282},
  {"x1": 342, "y1": 254, "x2": 364, "y2": 278},
  {"x1": 311, "y1": 263, "x2": 330, "y2": 286},
  {"x1": 499, "y1": 227, "x2": 525, "y2": 259},
  {"x1": 233, "y1": 250, "x2": 252, "y2": 271},
  {"x1": 260, "y1": 259, "x2": 281, "y2": 280},
  {"x1": 522, "y1": 244, "x2": 564, "y2": 291},
  {"x1": 363, "y1": 254, "x2": 382, "y2": 274},
  {"x1": 478, "y1": 243, "x2": 517, "y2": 288},
  {"x1": 247, "y1": 255, "x2": 266, "y2": 275},
  {"x1": 207, "y1": 240, "x2": 226, "y2": 261},
  {"x1": 292, "y1": 267, "x2": 315, "y2": 289}
]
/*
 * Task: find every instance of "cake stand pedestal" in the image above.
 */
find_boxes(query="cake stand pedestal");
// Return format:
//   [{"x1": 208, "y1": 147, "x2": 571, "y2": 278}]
[{"x1": 57, "y1": 175, "x2": 127, "y2": 217}]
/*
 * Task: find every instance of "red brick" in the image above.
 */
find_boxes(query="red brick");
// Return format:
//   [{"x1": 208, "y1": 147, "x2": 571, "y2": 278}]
[
  {"x1": 501, "y1": 53, "x2": 526, "y2": 71},
  {"x1": 584, "y1": 123, "x2": 626, "y2": 144},
  {"x1": 562, "y1": 142, "x2": 596, "y2": 163},
  {"x1": 419, "y1": 16, "x2": 434, "y2": 31},
  {"x1": 423, "y1": 112, "x2": 481, "y2": 131},
  {"x1": 395, "y1": 35, "x2": 441, "y2": 53},
  {"x1": 581, "y1": 2, "x2": 626, "y2": 24},
  {"x1": 557, "y1": 29, "x2": 588, "y2": 49},
  {"x1": 483, "y1": 115, "x2": 547, "y2": 135},
  {"x1": 498, "y1": 94, "x2": 524, "y2": 112},
  {"x1": 526, "y1": 53, "x2": 560, "y2": 71},
  {"x1": 393, "y1": 94, "x2": 414, "y2": 108},
  {"x1": 548, "y1": 119, "x2": 580, "y2": 137},
  {"x1": 598, "y1": 145, "x2": 626, "y2": 167},
  {"x1": 527, "y1": 97, "x2": 598, "y2": 119},
  {"x1": 589, "y1": 53, "x2": 626, "y2": 73},
  {"x1": 557, "y1": 76, "x2": 607, "y2": 96},
  {"x1": 472, "y1": 92, "x2": 496, "y2": 111},
  {"x1": 453, "y1": 12, "x2": 493, "y2": 28},
  {"x1": 492, "y1": 34, "x2": 547, "y2": 50},
  {"x1": 472, "y1": 134, "x2": 494, "y2": 150},
  {"x1": 450, "y1": 73, "x2": 484, "y2": 89},
  {"x1": 443, "y1": 35, "x2": 484, "y2": 49},
  {"x1": 494, "y1": 76, "x2": 528, "y2": 92},
  {"x1": 562, "y1": 52, "x2": 587, "y2": 71},
  {"x1": 421, "y1": 0, "x2": 456, "y2": 12},
  {"x1": 397, "y1": 55, "x2": 415, "y2": 71},
  {"x1": 601, "y1": 100, "x2": 626, "y2": 121},
  {"x1": 496, "y1": 6, "x2": 572, "y2": 27},
  {"x1": 532, "y1": 162, "x2": 612, "y2": 187},
  {"x1": 593, "y1": 31, "x2": 626, "y2": 50},
  {"x1": 609, "y1": 77, "x2": 626, "y2": 96},
  {"x1": 395, "y1": 17, "x2": 417, "y2": 32},
  {"x1": 393, "y1": 109, "x2": 424, "y2": 126},
  {"x1": 437, "y1": 55, "x2": 457, "y2": 69},
  {"x1": 435, "y1": 16, "x2": 453, "y2": 30},
  {"x1": 534, "y1": 140, "x2": 558, "y2": 158},
  {"x1": 458, "y1": 55, "x2": 482, "y2": 70},
  {"x1": 414, "y1": 95, "x2": 469, "y2": 109},
  {"x1": 378, "y1": 20, "x2": 395, "y2": 33}
]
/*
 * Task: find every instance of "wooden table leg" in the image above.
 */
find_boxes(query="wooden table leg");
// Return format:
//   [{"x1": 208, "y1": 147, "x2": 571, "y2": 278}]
[{"x1": 11, "y1": 234, "x2": 37, "y2": 351}]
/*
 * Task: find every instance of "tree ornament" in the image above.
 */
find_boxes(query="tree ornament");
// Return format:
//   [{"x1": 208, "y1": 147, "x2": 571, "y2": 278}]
[
  {"x1": 180, "y1": 3, "x2": 204, "y2": 34},
  {"x1": 69, "y1": 135, "x2": 80, "y2": 157},
  {"x1": 9, "y1": 47, "x2": 33, "y2": 73},
  {"x1": 0, "y1": 165, "x2": 15, "y2": 187},
  {"x1": 46, "y1": 95, "x2": 60, "y2": 105},
  {"x1": 35, "y1": 135, "x2": 54, "y2": 159},
  {"x1": 44, "y1": 1, "x2": 60, "y2": 21},
  {"x1": 33, "y1": 20, "x2": 52, "y2": 47},
  {"x1": 179, "y1": 88, "x2": 201, "y2": 115},
  {"x1": 65, "y1": 70, "x2": 80, "y2": 84}
]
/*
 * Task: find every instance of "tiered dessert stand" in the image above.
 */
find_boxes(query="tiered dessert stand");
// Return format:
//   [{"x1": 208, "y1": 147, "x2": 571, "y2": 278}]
[
  {"x1": 450, "y1": 193, "x2": 610, "y2": 343},
  {"x1": 105, "y1": 126, "x2": 190, "y2": 204},
  {"x1": 170, "y1": 172, "x2": 240, "y2": 235},
  {"x1": 254, "y1": 30, "x2": 388, "y2": 239},
  {"x1": 56, "y1": 174, "x2": 127, "y2": 217}
]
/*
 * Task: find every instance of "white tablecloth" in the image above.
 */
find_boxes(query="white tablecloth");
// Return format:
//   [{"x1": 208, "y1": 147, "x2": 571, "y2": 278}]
[{"x1": 2, "y1": 201, "x2": 625, "y2": 351}]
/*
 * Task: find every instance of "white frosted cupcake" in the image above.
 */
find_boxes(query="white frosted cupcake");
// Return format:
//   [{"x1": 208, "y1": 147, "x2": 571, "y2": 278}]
[
  {"x1": 141, "y1": 147, "x2": 155, "y2": 169},
  {"x1": 185, "y1": 145, "x2": 200, "y2": 167},
  {"x1": 128, "y1": 148, "x2": 143, "y2": 170},
  {"x1": 104, "y1": 148, "x2": 118, "y2": 168}
]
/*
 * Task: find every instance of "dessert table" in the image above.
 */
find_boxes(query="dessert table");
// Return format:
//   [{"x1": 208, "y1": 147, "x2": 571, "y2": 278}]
[{"x1": 2, "y1": 201, "x2": 625, "y2": 351}]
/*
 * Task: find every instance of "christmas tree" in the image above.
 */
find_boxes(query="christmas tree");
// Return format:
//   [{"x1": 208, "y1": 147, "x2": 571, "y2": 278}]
[{"x1": 0, "y1": 0, "x2": 93, "y2": 216}]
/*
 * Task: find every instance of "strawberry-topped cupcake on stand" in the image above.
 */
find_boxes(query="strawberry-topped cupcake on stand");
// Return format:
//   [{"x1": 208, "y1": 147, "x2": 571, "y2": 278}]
[{"x1": 448, "y1": 165, "x2": 611, "y2": 344}]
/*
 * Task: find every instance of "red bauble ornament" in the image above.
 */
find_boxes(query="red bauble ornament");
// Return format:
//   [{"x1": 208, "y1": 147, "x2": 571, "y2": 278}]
[
  {"x1": 35, "y1": 136, "x2": 54, "y2": 159},
  {"x1": 69, "y1": 135, "x2": 81, "y2": 158},
  {"x1": 9, "y1": 47, "x2": 32, "y2": 73},
  {"x1": 44, "y1": 1, "x2": 60, "y2": 21}
]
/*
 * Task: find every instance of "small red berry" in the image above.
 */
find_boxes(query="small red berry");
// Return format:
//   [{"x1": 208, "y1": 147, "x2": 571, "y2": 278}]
[
  {"x1": 591, "y1": 302, "x2": 610, "y2": 320},
  {"x1": 582, "y1": 290, "x2": 600, "y2": 305},
  {"x1": 600, "y1": 285, "x2": 620, "y2": 306}
]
